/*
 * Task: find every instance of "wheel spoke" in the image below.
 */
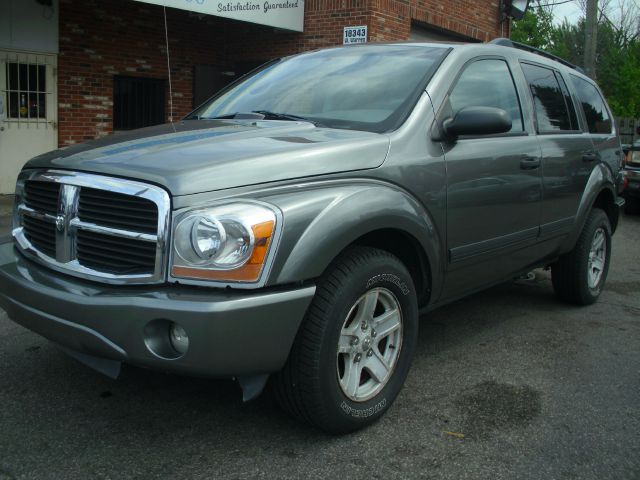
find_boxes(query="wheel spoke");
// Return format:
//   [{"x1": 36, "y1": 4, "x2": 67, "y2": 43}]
[
  {"x1": 593, "y1": 232, "x2": 605, "y2": 251},
  {"x1": 374, "y1": 308, "x2": 401, "y2": 338},
  {"x1": 338, "y1": 334, "x2": 353, "y2": 354},
  {"x1": 343, "y1": 360, "x2": 363, "y2": 399},
  {"x1": 365, "y1": 350, "x2": 390, "y2": 383},
  {"x1": 356, "y1": 290, "x2": 379, "y2": 323},
  {"x1": 592, "y1": 257, "x2": 604, "y2": 271}
]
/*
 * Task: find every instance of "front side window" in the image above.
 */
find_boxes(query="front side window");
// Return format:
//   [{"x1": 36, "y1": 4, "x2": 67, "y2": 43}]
[
  {"x1": 449, "y1": 59, "x2": 524, "y2": 133},
  {"x1": 521, "y1": 63, "x2": 578, "y2": 133},
  {"x1": 570, "y1": 75, "x2": 613, "y2": 134},
  {"x1": 189, "y1": 46, "x2": 449, "y2": 133}
]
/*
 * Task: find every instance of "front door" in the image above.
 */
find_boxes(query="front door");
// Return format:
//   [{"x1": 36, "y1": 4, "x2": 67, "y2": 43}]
[
  {"x1": 440, "y1": 57, "x2": 543, "y2": 299},
  {"x1": 0, "y1": 50, "x2": 58, "y2": 194}
]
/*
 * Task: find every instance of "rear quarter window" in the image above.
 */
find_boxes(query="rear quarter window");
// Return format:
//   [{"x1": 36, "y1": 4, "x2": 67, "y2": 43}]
[
  {"x1": 570, "y1": 75, "x2": 613, "y2": 134},
  {"x1": 521, "y1": 63, "x2": 579, "y2": 133}
]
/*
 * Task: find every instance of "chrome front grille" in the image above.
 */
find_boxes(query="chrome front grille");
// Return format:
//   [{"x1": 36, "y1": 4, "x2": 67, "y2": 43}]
[{"x1": 13, "y1": 170, "x2": 171, "y2": 285}]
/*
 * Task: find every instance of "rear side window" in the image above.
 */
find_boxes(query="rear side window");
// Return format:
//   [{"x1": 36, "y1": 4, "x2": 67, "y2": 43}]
[
  {"x1": 521, "y1": 63, "x2": 578, "y2": 133},
  {"x1": 570, "y1": 75, "x2": 613, "y2": 134},
  {"x1": 449, "y1": 59, "x2": 524, "y2": 133}
]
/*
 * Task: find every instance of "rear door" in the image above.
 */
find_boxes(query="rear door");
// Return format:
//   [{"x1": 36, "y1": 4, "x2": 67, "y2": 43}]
[
  {"x1": 569, "y1": 74, "x2": 619, "y2": 177},
  {"x1": 520, "y1": 62, "x2": 595, "y2": 241}
]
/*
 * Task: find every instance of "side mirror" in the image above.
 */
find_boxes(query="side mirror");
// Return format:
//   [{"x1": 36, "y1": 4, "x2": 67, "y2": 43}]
[{"x1": 442, "y1": 106, "x2": 512, "y2": 139}]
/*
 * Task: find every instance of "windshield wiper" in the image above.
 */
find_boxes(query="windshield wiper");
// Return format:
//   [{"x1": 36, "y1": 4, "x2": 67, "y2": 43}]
[
  {"x1": 191, "y1": 111, "x2": 325, "y2": 127},
  {"x1": 251, "y1": 111, "x2": 326, "y2": 127}
]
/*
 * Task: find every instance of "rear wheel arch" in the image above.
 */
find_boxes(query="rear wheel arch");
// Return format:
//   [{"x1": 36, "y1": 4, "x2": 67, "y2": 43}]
[{"x1": 592, "y1": 187, "x2": 619, "y2": 233}]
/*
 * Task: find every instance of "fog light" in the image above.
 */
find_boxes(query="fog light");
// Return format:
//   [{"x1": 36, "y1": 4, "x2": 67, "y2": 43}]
[{"x1": 169, "y1": 323, "x2": 189, "y2": 355}]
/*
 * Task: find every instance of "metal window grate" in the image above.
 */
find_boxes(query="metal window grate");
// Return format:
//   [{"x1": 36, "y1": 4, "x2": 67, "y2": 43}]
[
  {"x1": 0, "y1": 50, "x2": 57, "y2": 129},
  {"x1": 113, "y1": 76, "x2": 166, "y2": 130}
]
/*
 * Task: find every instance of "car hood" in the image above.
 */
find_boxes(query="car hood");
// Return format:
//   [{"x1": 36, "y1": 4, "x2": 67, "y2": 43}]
[{"x1": 25, "y1": 120, "x2": 390, "y2": 196}]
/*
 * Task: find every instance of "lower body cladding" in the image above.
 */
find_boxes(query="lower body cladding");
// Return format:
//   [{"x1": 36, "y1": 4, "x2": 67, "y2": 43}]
[{"x1": 0, "y1": 242, "x2": 315, "y2": 400}]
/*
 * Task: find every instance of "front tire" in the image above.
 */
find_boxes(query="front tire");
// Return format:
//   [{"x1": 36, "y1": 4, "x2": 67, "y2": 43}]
[
  {"x1": 551, "y1": 208, "x2": 612, "y2": 305},
  {"x1": 273, "y1": 247, "x2": 419, "y2": 434}
]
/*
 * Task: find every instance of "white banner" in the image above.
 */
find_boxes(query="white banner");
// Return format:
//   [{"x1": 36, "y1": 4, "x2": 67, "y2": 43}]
[{"x1": 135, "y1": 0, "x2": 304, "y2": 32}]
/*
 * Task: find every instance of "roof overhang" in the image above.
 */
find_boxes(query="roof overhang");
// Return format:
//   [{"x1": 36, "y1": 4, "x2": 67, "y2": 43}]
[{"x1": 134, "y1": 0, "x2": 304, "y2": 32}]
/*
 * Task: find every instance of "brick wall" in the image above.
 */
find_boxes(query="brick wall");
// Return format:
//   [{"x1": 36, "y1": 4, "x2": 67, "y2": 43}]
[
  {"x1": 58, "y1": 0, "x2": 228, "y2": 146},
  {"x1": 368, "y1": 0, "x2": 507, "y2": 42},
  {"x1": 57, "y1": 0, "x2": 504, "y2": 147}
]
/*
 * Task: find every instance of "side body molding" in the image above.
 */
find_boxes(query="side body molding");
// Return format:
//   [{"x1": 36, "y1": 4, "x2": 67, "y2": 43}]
[{"x1": 263, "y1": 181, "x2": 443, "y2": 298}]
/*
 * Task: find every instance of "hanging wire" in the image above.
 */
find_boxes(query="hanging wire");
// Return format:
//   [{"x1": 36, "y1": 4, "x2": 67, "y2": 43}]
[{"x1": 163, "y1": 6, "x2": 175, "y2": 130}]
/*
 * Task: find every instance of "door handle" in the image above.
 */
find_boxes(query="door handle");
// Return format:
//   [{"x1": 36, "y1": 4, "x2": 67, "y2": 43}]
[
  {"x1": 520, "y1": 157, "x2": 541, "y2": 170},
  {"x1": 582, "y1": 152, "x2": 598, "y2": 163}
]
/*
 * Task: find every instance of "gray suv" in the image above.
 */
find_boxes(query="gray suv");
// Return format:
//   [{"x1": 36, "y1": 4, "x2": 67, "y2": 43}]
[{"x1": 0, "y1": 40, "x2": 625, "y2": 434}]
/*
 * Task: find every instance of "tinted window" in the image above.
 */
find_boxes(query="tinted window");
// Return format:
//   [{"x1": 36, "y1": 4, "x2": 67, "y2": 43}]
[
  {"x1": 556, "y1": 73, "x2": 580, "y2": 131},
  {"x1": 449, "y1": 59, "x2": 523, "y2": 133},
  {"x1": 570, "y1": 75, "x2": 613, "y2": 134},
  {"x1": 190, "y1": 46, "x2": 449, "y2": 133},
  {"x1": 521, "y1": 63, "x2": 576, "y2": 133}
]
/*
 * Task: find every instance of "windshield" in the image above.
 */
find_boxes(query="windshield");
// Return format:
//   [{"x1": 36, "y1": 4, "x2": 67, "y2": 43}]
[{"x1": 188, "y1": 45, "x2": 449, "y2": 133}]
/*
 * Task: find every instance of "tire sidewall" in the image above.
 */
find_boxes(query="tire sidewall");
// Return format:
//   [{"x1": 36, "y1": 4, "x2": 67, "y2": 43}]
[{"x1": 316, "y1": 253, "x2": 418, "y2": 432}]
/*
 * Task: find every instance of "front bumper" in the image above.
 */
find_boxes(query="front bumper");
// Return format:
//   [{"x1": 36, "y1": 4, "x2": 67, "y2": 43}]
[{"x1": 0, "y1": 241, "x2": 315, "y2": 377}]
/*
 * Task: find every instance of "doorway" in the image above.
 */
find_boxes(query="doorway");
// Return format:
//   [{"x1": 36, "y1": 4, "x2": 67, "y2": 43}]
[{"x1": 0, "y1": 50, "x2": 58, "y2": 194}]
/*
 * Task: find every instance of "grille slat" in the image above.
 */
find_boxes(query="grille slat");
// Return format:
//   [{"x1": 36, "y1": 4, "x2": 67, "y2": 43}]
[
  {"x1": 78, "y1": 187, "x2": 158, "y2": 235},
  {"x1": 24, "y1": 181, "x2": 60, "y2": 215},
  {"x1": 18, "y1": 175, "x2": 166, "y2": 283},
  {"x1": 78, "y1": 208, "x2": 157, "y2": 231},
  {"x1": 78, "y1": 248, "x2": 154, "y2": 267},
  {"x1": 80, "y1": 198, "x2": 158, "y2": 214},
  {"x1": 22, "y1": 215, "x2": 56, "y2": 258},
  {"x1": 23, "y1": 220, "x2": 55, "y2": 239},
  {"x1": 76, "y1": 222, "x2": 157, "y2": 275},
  {"x1": 76, "y1": 231, "x2": 157, "y2": 255},
  {"x1": 77, "y1": 232, "x2": 155, "y2": 274}
]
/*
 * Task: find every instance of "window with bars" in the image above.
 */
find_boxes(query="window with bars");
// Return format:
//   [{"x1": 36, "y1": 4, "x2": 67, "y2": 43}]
[
  {"x1": 113, "y1": 76, "x2": 166, "y2": 131},
  {"x1": 6, "y1": 62, "x2": 47, "y2": 120}
]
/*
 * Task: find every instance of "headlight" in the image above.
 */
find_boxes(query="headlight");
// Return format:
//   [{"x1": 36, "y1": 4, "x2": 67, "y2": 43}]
[{"x1": 171, "y1": 202, "x2": 279, "y2": 284}]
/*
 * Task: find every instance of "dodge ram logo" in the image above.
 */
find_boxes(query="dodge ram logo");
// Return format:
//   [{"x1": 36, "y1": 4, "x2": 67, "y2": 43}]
[{"x1": 55, "y1": 215, "x2": 65, "y2": 232}]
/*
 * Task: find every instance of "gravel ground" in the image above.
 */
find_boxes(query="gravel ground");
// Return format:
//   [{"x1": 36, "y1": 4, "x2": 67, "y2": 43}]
[{"x1": 0, "y1": 212, "x2": 639, "y2": 480}]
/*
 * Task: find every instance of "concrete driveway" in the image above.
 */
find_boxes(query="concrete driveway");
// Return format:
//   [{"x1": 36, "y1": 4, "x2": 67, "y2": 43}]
[{"x1": 0, "y1": 212, "x2": 639, "y2": 480}]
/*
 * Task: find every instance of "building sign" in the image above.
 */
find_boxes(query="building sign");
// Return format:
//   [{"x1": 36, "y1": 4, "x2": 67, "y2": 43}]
[
  {"x1": 343, "y1": 25, "x2": 367, "y2": 45},
  {"x1": 134, "y1": 0, "x2": 304, "y2": 32}
]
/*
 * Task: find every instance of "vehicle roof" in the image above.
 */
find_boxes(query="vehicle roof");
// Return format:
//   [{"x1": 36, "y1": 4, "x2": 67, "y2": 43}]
[{"x1": 349, "y1": 41, "x2": 596, "y2": 85}]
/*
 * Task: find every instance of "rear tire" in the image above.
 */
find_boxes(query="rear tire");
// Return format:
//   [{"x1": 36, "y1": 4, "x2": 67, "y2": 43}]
[
  {"x1": 551, "y1": 208, "x2": 611, "y2": 305},
  {"x1": 272, "y1": 246, "x2": 419, "y2": 434}
]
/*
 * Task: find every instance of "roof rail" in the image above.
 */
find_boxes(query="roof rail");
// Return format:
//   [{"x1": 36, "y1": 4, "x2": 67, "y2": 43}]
[{"x1": 489, "y1": 38, "x2": 583, "y2": 72}]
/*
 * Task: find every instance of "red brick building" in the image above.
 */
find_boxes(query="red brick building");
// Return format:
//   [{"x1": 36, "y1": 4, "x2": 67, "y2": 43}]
[{"x1": 0, "y1": 0, "x2": 509, "y2": 193}]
